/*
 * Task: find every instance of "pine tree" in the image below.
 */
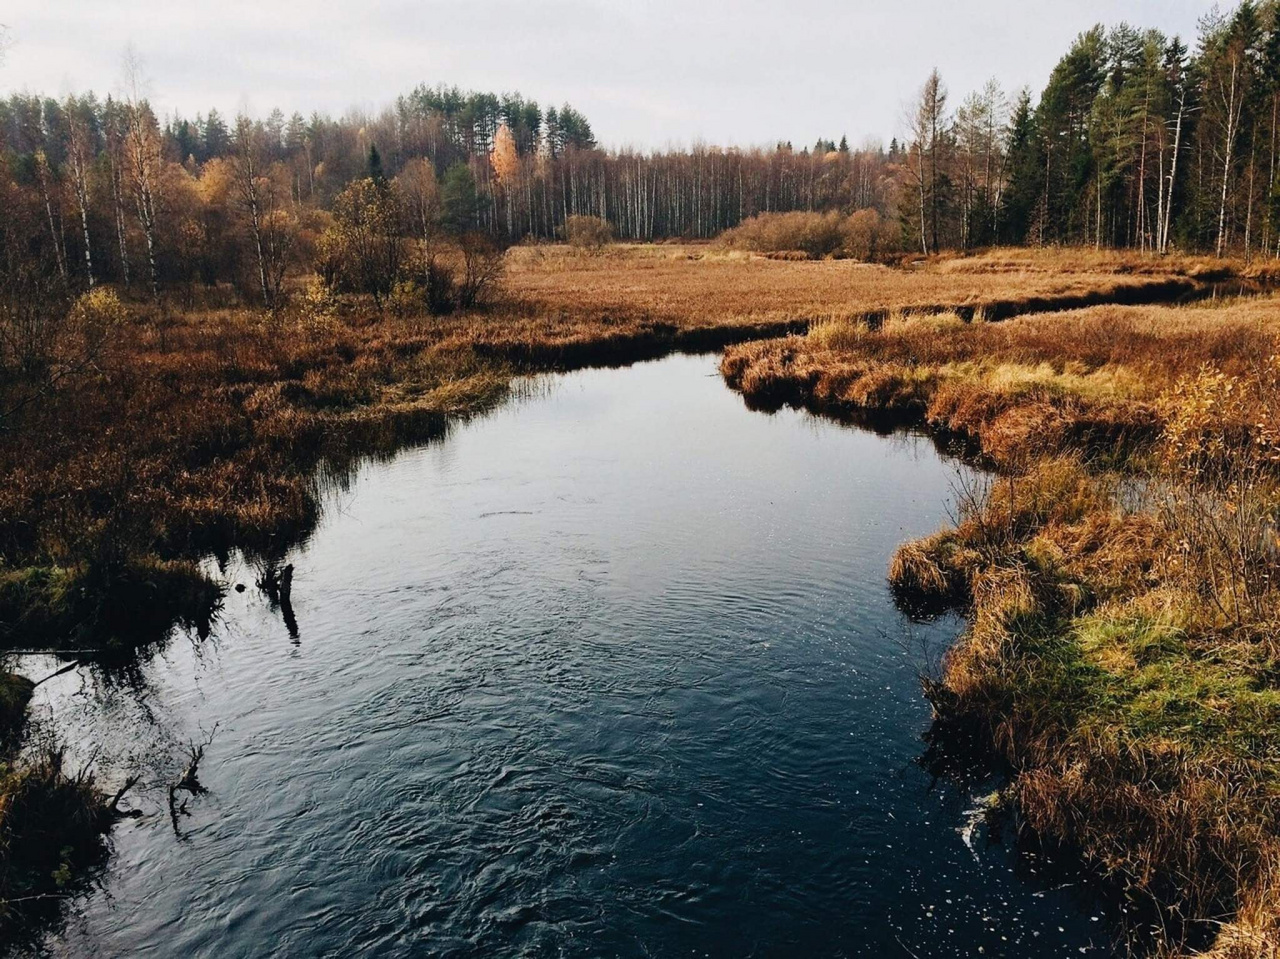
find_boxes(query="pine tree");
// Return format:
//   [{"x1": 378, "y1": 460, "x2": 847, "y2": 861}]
[
  {"x1": 203, "y1": 109, "x2": 229, "y2": 160},
  {"x1": 440, "y1": 162, "x2": 478, "y2": 234},
  {"x1": 1001, "y1": 91, "x2": 1041, "y2": 244},
  {"x1": 1037, "y1": 27, "x2": 1109, "y2": 243}
]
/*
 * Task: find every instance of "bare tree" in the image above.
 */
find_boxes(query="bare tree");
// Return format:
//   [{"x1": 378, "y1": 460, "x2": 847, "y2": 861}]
[
  {"x1": 120, "y1": 47, "x2": 161, "y2": 298},
  {"x1": 1157, "y1": 42, "x2": 1196, "y2": 256},
  {"x1": 103, "y1": 97, "x2": 132, "y2": 288},
  {"x1": 231, "y1": 115, "x2": 287, "y2": 307},
  {"x1": 457, "y1": 232, "x2": 505, "y2": 308},
  {"x1": 64, "y1": 97, "x2": 96, "y2": 287},
  {"x1": 905, "y1": 69, "x2": 951, "y2": 254},
  {"x1": 394, "y1": 157, "x2": 441, "y2": 268},
  {"x1": 32, "y1": 150, "x2": 68, "y2": 283},
  {"x1": 1198, "y1": 11, "x2": 1255, "y2": 258},
  {"x1": 956, "y1": 79, "x2": 1009, "y2": 248}
]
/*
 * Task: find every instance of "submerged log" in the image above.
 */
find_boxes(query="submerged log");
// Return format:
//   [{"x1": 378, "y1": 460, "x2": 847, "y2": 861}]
[
  {"x1": 256, "y1": 563, "x2": 294, "y2": 604},
  {"x1": 167, "y1": 725, "x2": 217, "y2": 834}
]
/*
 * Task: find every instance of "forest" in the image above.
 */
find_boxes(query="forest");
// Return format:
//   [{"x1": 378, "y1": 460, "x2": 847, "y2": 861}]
[{"x1": 3, "y1": 0, "x2": 1280, "y2": 312}]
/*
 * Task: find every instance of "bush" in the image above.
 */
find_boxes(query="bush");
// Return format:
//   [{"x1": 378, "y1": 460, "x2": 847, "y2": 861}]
[
  {"x1": 457, "y1": 233, "x2": 506, "y2": 309},
  {"x1": 0, "y1": 748, "x2": 110, "y2": 908},
  {"x1": 424, "y1": 256, "x2": 457, "y2": 315},
  {"x1": 719, "y1": 210, "x2": 899, "y2": 261},
  {"x1": 563, "y1": 215, "x2": 613, "y2": 250},
  {"x1": 721, "y1": 211, "x2": 846, "y2": 258},
  {"x1": 0, "y1": 286, "x2": 123, "y2": 429},
  {"x1": 842, "y1": 209, "x2": 897, "y2": 262},
  {"x1": 387, "y1": 280, "x2": 423, "y2": 318},
  {"x1": 318, "y1": 178, "x2": 405, "y2": 308}
]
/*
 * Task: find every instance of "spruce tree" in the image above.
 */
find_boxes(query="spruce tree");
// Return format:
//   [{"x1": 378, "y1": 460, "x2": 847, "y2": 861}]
[
  {"x1": 1000, "y1": 91, "x2": 1041, "y2": 244},
  {"x1": 440, "y1": 162, "x2": 479, "y2": 234}
]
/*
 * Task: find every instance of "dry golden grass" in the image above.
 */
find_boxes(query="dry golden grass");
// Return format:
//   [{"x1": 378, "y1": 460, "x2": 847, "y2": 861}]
[
  {"x1": 929, "y1": 245, "x2": 1242, "y2": 278},
  {"x1": 874, "y1": 331, "x2": 1280, "y2": 956},
  {"x1": 505, "y1": 243, "x2": 1212, "y2": 329},
  {"x1": 723, "y1": 295, "x2": 1280, "y2": 468},
  {"x1": 893, "y1": 455, "x2": 1280, "y2": 956},
  {"x1": 1, "y1": 245, "x2": 1254, "y2": 651}
]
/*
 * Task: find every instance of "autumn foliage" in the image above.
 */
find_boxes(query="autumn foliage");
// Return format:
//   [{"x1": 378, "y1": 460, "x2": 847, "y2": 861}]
[{"x1": 719, "y1": 210, "x2": 898, "y2": 260}]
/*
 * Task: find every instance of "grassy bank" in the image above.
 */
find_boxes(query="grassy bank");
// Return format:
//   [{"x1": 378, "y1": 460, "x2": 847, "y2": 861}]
[
  {"x1": 0, "y1": 244, "x2": 1266, "y2": 950},
  {"x1": 722, "y1": 296, "x2": 1279, "y2": 468},
  {"x1": 0, "y1": 673, "x2": 118, "y2": 941},
  {"x1": 721, "y1": 285, "x2": 1280, "y2": 954},
  {"x1": 2, "y1": 245, "x2": 1232, "y2": 654},
  {"x1": 890, "y1": 457, "x2": 1280, "y2": 956}
]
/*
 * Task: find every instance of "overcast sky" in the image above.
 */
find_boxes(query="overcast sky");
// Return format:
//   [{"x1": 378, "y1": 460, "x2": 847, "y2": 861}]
[{"x1": 3, "y1": 1, "x2": 1213, "y2": 149}]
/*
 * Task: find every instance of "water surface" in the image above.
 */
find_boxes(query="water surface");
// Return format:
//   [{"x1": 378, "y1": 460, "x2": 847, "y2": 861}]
[{"x1": 30, "y1": 354, "x2": 1110, "y2": 957}]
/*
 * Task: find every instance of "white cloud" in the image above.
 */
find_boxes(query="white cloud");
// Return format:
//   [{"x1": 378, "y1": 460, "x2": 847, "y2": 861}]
[{"x1": 3, "y1": 0, "x2": 1211, "y2": 147}]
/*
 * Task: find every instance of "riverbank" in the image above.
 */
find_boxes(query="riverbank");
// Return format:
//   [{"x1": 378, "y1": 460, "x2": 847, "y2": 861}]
[
  {"x1": 19, "y1": 353, "x2": 1113, "y2": 958},
  {"x1": 0, "y1": 243, "x2": 1265, "y2": 947},
  {"x1": 722, "y1": 295, "x2": 1279, "y2": 468},
  {"x1": 720, "y1": 290, "x2": 1280, "y2": 955},
  {"x1": 3, "y1": 246, "x2": 1231, "y2": 653}
]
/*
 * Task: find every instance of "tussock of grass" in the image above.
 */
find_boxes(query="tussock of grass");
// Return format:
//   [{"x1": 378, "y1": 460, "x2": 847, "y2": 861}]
[
  {"x1": 724, "y1": 296, "x2": 1280, "y2": 469},
  {"x1": 0, "y1": 748, "x2": 112, "y2": 932},
  {"x1": 0, "y1": 677, "x2": 33, "y2": 751},
  {"x1": 891, "y1": 453, "x2": 1280, "y2": 955},
  {"x1": 0, "y1": 681, "x2": 115, "y2": 941},
  {"x1": 0, "y1": 559, "x2": 222, "y2": 654}
]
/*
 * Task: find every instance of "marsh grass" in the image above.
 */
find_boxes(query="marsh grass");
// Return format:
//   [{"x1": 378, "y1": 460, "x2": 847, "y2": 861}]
[
  {"x1": 0, "y1": 746, "x2": 113, "y2": 938},
  {"x1": 881, "y1": 364, "x2": 1280, "y2": 955},
  {"x1": 724, "y1": 296, "x2": 1280, "y2": 470},
  {"x1": 505, "y1": 242, "x2": 1213, "y2": 330},
  {"x1": 0, "y1": 678, "x2": 116, "y2": 943},
  {"x1": 1, "y1": 244, "x2": 1270, "y2": 952}
]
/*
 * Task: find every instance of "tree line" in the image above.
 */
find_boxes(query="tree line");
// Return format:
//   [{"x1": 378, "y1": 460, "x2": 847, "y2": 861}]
[
  {"x1": 3, "y1": 0, "x2": 1278, "y2": 311},
  {"x1": 1, "y1": 69, "x2": 902, "y2": 305},
  {"x1": 905, "y1": 0, "x2": 1280, "y2": 257}
]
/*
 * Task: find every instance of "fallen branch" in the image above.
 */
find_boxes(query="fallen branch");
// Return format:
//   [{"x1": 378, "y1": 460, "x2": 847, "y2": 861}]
[
  {"x1": 168, "y1": 724, "x2": 218, "y2": 834},
  {"x1": 257, "y1": 562, "x2": 294, "y2": 604},
  {"x1": 105, "y1": 773, "x2": 142, "y2": 820},
  {"x1": 33, "y1": 660, "x2": 81, "y2": 688}
]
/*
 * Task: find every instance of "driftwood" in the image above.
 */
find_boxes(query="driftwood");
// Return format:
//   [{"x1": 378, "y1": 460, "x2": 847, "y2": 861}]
[
  {"x1": 256, "y1": 562, "x2": 299, "y2": 639},
  {"x1": 106, "y1": 774, "x2": 143, "y2": 820},
  {"x1": 168, "y1": 725, "x2": 218, "y2": 834},
  {"x1": 256, "y1": 563, "x2": 293, "y2": 604},
  {"x1": 34, "y1": 660, "x2": 81, "y2": 688}
]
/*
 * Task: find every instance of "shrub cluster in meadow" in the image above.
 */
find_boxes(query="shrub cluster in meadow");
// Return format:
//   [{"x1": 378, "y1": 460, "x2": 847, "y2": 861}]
[
  {"x1": 562, "y1": 215, "x2": 614, "y2": 250},
  {"x1": 719, "y1": 210, "x2": 900, "y2": 261}
]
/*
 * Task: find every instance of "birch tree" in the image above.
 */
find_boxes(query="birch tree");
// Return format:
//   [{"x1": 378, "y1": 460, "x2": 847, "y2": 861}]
[
  {"x1": 232, "y1": 115, "x2": 274, "y2": 306},
  {"x1": 64, "y1": 96, "x2": 96, "y2": 286},
  {"x1": 121, "y1": 49, "x2": 161, "y2": 298}
]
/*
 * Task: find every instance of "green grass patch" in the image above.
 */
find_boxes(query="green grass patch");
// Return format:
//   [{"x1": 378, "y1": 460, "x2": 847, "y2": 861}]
[
  {"x1": 1050, "y1": 610, "x2": 1280, "y2": 764},
  {"x1": 0, "y1": 560, "x2": 223, "y2": 654}
]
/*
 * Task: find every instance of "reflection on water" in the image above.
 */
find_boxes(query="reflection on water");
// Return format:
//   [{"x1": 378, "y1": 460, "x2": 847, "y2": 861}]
[{"x1": 24, "y1": 354, "x2": 1114, "y2": 957}]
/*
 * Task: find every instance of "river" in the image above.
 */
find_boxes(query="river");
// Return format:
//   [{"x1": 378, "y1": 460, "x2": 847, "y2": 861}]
[{"x1": 26, "y1": 353, "x2": 1112, "y2": 957}]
